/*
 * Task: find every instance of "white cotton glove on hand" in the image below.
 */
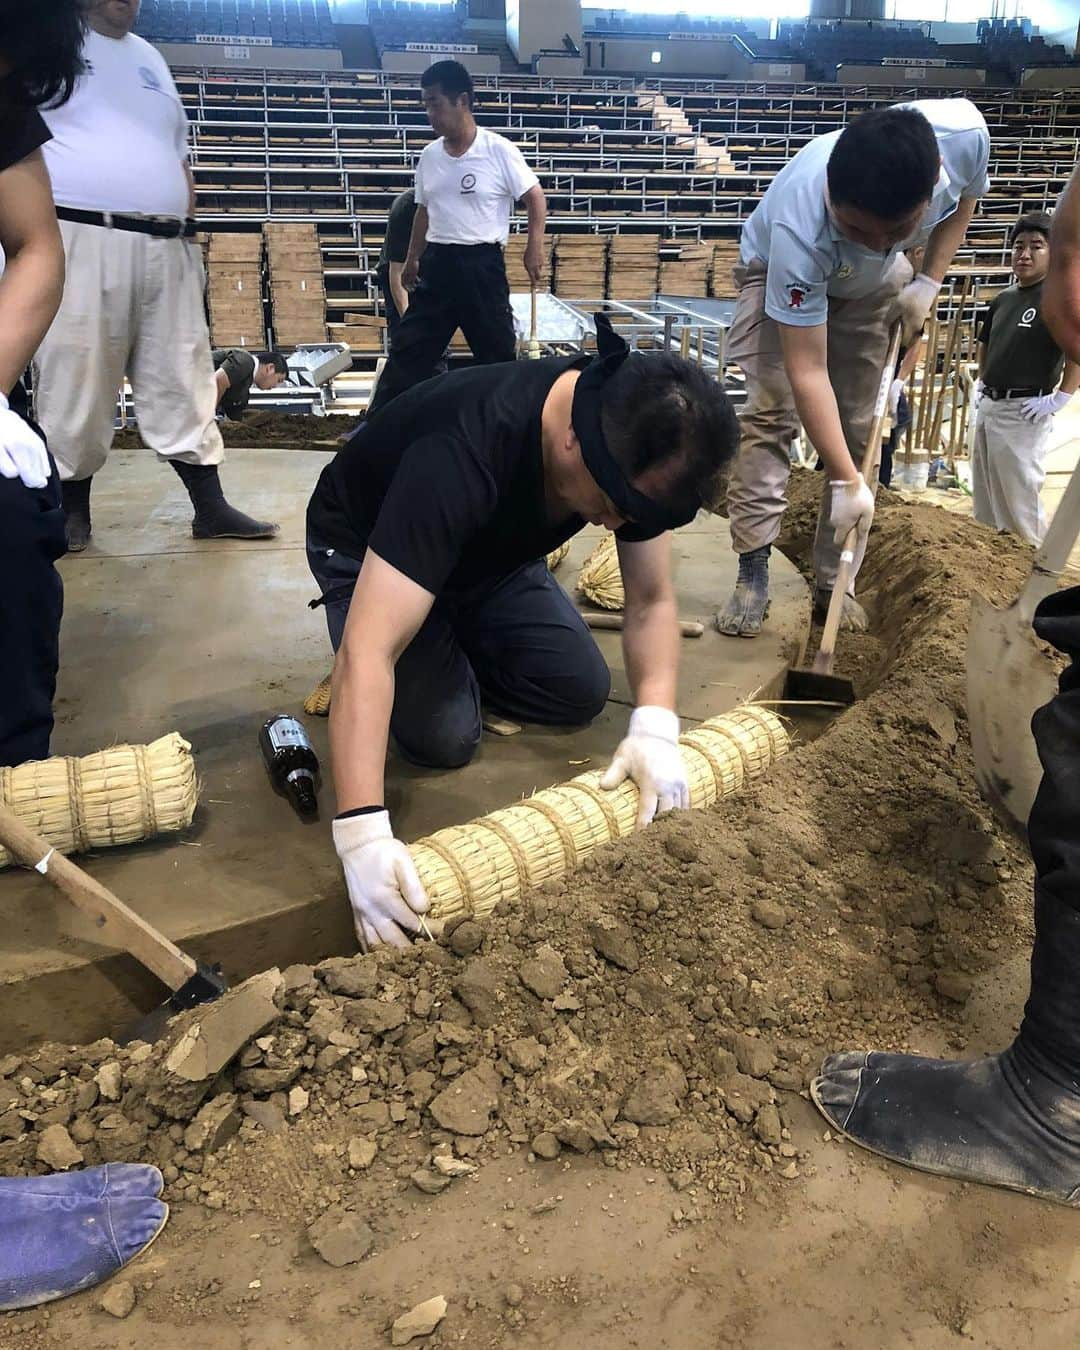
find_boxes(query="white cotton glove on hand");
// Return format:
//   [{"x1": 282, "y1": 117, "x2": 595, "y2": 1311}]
[
  {"x1": 828, "y1": 473, "x2": 875, "y2": 546},
  {"x1": 332, "y1": 809, "x2": 430, "y2": 950},
  {"x1": 1022, "y1": 390, "x2": 1072, "y2": 422},
  {"x1": 0, "y1": 393, "x2": 50, "y2": 490},
  {"x1": 893, "y1": 273, "x2": 941, "y2": 342},
  {"x1": 888, "y1": 378, "x2": 905, "y2": 420},
  {"x1": 600, "y1": 705, "x2": 689, "y2": 830}
]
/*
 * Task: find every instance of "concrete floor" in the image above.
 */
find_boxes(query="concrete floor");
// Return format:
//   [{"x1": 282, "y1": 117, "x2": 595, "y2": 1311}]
[{"x1": 0, "y1": 447, "x2": 809, "y2": 1050}]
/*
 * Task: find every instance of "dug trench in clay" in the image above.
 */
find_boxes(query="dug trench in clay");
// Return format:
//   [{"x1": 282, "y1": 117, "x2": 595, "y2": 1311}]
[{"x1": 0, "y1": 475, "x2": 1059, "y2": 1344}]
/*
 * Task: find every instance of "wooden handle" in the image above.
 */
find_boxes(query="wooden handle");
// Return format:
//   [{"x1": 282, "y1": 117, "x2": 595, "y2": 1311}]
[
  {"x1": 814, "y1": 324, "x2": 902, "y2": 676},
  {"x1": 530, "y1": 284, "x2": 537, "y2": 342},
  {"x1": 584, "y1": 612, "x2": 704, "y2": 638},
  {"x1": 0, "y1": 801, "x2": 196, "y2": 992}
]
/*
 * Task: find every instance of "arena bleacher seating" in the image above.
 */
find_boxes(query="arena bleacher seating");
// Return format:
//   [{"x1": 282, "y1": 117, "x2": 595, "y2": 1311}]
[
  {"x1": 367, "y1": 0, "x2": 469, "y2": 57},
  {"x1": 136, "y1": 0, "x2": 338, "y2": 48},
  {"x1": 176, "y1": 65, "x2": 1079, "y2": 353}
]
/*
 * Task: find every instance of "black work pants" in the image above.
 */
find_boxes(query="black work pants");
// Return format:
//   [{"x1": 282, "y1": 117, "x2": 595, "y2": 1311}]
[
  {"x1": 0, "y1": 422, "x2": 65, "y2": 766},
  {"x1": 367, "y1": 242, "x2": 516, "y2": 416},
  {"x1": 378, "y1": 273, "x2": 448, "y2": 377},
  {"x1": 306, "y1": 534, "x2": 610, "y2": 770}
]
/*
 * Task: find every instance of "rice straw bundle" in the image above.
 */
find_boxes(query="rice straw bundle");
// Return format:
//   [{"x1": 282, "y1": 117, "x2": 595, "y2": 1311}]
[
  {"x1": 410, "y1": 704, "x2": 788, "y2": 922},
  {"x1": 545, "y1": 541, "x2": 570, "y2": 572},
  {"x1": 0, "y1": 733, "x2": 197, "y2": 869},
  {"x1": 304, "y1": 673, "x2": 333, "y2": 716},
  {"x1": 577, "y1": 532, "x2": 623, "y2": 610}
]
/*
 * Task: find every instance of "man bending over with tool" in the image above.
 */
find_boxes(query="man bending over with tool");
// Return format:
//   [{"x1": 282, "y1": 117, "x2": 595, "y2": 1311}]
[
  {"x1": 307, "y1": 319, "x2": 739, "y2": 949},
  {"x1": 717, "y1": 99, "x2": 989, "y2": 638},
  {"x1": 810, "y1": 166, "x2": 1080, "y2": 1208}
]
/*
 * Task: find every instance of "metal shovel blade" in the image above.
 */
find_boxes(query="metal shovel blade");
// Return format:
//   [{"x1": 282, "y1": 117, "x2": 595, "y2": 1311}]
[{"x1": 966, "y1": 590, "x2": 1056, "y2": 836}]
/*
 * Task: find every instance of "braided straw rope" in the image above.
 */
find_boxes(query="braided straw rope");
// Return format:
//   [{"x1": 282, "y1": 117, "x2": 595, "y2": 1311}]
[
  {"x1": 304, "y1": 673, "x2": 333, "y2": 717},
  {"x1": 410, "y1": 704, "x2": 789, "y2": 923},
  {"x1": 0, "y1": 733, "x2": 197, "y2": 869},
  {"x1": 545, "y1": 541, "x2": 570, "y2": 572},
  {"x1": 577, "y1": 531, "x2": 623, "y2": 611}
]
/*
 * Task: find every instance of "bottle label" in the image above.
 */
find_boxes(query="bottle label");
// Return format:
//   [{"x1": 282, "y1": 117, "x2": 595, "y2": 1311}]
[{"x1": 266, "y1": 717, "x2": 309, "y2": 753}]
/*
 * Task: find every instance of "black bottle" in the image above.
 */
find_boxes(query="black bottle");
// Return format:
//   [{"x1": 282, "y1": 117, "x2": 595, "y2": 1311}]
[{"x1": 259, "y1": 714, "x2": 319, "y2": 816}]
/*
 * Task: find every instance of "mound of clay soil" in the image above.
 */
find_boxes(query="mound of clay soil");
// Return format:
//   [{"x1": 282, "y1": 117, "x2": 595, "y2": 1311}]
[
  {"x1": 112, "y1": 411, "x2": 358, "y2": 452},
  {"x1": 0, "y1": 475, "x2": 1051, "y2": 1231}
]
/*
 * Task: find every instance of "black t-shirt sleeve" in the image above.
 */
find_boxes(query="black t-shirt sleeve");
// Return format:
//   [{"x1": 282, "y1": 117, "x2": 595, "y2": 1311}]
[
  {"x1": 0, "y1": 108, "x2": 51, "y2": 174},
  {"x1": 367, "y1": 434, "x2": 500, "y2": 593},
  {"x1": 385, "y1": 196, "x2": 416, "y2": 265},
  {"x1": 977, "y1": 297, "x2": 997, "y2": 346},
  {"x1": 614, "y1": 523, "x2": 665, "y2": 545}
]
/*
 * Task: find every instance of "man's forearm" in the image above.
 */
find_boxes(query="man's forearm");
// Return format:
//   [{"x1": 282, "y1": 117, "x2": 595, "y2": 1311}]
[
  {"x1": 525, "y1": 188, "x2": 547, "y2": 247},
  {"x1": 622, "y1": 595, "x2": 680, "y2": 711},
  {"x1": 1061, "y1": 359, "x2": 1080, "y2": 397},
  {"x1": 406, "y1": 205, "x2": 429, "y2": 262},
  {"x1": 920, "y1": 197, "x2": 977, "y2": 284},
  {"x1": 388, "y1": 262, "x2": 409, "y2": 316},
  {"x1": 789, "y1": 372, "x2": 857, "y2": 479},
  {"x1": 329, "y1": 648, "x2": 395, "y2": 813},
  {"x1": 0, "y1": 242, "x2": 64, "y2": 398}
]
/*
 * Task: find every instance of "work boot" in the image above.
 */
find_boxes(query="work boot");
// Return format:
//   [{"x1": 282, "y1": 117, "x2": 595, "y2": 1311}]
[
  {"x1": 814, "y1": 587, "x2": 868, "y2": 633},
  {"x1": 715, "y1": 545, "x2": 771, "y2": 637},
  {"x1": 60, "y1": 477, "x2": 92, "y2": 553},
  {"x1": 811, "y1": 586, "x2": 1080, "y2": 1206},
  {"x1": 170, "y1": 461, "x2": 278, "y2": 540},
  {"x1": 0, "y1": 1164, "x2": 168, "y2": 1310}
]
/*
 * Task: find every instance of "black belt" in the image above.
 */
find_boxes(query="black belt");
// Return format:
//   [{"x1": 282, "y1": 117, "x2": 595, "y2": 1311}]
[
  {"x1": 56, "y1": 206, "x2": 196, "y2": 239},
  {"x1": 983, "y1": 385, "x2": 1051, "y2": 401},
  {"x1": 426, "y1": 241, "x2": 502, "y2": 253}
]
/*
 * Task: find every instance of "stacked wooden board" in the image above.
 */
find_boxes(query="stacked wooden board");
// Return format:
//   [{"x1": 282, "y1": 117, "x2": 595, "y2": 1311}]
[
  {"x1": 206, "y1": 232, "x2": 264, "y2": 348},
  {"x1": 264, "y1": 222, "x2": 328, "y2": 346},
  {"x1": 553, "y1": 235, "x2": 608, "y2": 298},
  {"x1": 504, "y1": 235, "x2": 552, "y2": 291},
  {"x1": 659, "y1": 241, "x2": 711, "y2": 297},
  {"x1": 327, "y1": 311, "x2": 387, "y2": 354},
  {"x1": 710, "y1": 240, "x2": 742, "y2": 299},
  {"x1": 608, "y1": 234, "x2": 660, "y2": 302}
]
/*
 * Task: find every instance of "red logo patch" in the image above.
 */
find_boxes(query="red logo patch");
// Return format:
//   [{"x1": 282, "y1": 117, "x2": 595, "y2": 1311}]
[{"x1": 786, "y1": 284, "x2": 807, "y2": 309}]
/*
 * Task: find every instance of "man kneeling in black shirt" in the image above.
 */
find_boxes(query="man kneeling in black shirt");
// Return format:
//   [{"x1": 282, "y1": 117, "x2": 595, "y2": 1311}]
[{"x1": 307, "y1": 318, "x2": 739, "y2": 948}]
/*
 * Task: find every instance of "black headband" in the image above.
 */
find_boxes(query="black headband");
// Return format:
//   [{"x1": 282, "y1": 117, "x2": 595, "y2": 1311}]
[{"x1": 571, "y1": 314, "x2": 698, "y2": 534}]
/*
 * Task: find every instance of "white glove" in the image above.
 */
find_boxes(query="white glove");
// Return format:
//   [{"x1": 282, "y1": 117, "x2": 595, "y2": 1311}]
[
  {"x1": 332, "y1": 810, "x2": 429, "y2": 950},
  {"x1": 893, "y1": 273, "x2": 941, "y2": 341},
  {"x1": 888, "y1": 378, "x2": 905, "y2": 420},
  {"x1": 828, "y1": 473, "x2": 875, "y2": 546},
  {"x1": 600, "y1": 706, "x2": 689, "y2": 830},
  {"x1": 1021, "y1": 390, "x2": 1072, "y2": 422},
  {"x1": 972, "y1": 378, "x2": 985, "y2": 409},
  {"x1": 0, "y1": 393, "x2": 50, "y2": 490}
]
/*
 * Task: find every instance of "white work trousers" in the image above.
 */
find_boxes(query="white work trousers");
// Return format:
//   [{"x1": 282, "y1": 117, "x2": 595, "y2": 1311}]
[
  {"x1": 971, "y1": 397, "x2": 1052, "y2": 547},
  {"x1": 32, "y1": 219, "x2": 224, "y2": 481}
]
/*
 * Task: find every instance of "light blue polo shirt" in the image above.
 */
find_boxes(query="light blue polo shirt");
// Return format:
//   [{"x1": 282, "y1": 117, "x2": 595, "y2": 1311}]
[{"x1": 739, "y1": 99, "x2": 991, "y2": 327}]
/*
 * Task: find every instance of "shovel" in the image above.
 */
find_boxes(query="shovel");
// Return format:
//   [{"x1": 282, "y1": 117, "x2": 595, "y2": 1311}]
[
  {"x1": 527, "y1": 282, "x2": 542, "y2": 360},
  {"x1": 785, "y1": 323, "x2": 903, "y2": 705},
  {"x1": 0, "y1": 801, "x2": 226, "y2": 1043},
  {"x1": 967, "y1": 457, "x2": 1080, "y2": 834}
]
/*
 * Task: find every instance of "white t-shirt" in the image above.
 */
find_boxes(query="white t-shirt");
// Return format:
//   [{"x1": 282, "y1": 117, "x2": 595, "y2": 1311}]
[
  {"x1": 41, "y1": 30, "x2": 190, "y2": 218},
  {"x1": 415, "y1": 126, "x2": 539, "y2": 246},
  {"x1": 739, "y1": 98, "x2": 991, "y2": 327}
]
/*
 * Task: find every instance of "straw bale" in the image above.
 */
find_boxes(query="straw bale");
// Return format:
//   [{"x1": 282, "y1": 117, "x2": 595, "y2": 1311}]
[
  {"x1": 577, "y1": 532, "x2": 623, "y2": 610},
  {"x1": 0, "y1": 733, "x2": 197, "y2": 868},
  {"x1": 304, "y1": 674, "x2": 333, "y2": 717},
  {"x1": 410, "y1": 706, "x2": 789, "y2": 922},
  {"x1": 545, "y1": 541, "x2": 570, "y2": 572}
]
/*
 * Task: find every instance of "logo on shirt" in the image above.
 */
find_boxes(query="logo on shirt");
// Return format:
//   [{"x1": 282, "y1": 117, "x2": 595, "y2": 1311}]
[
  {"x1": 1018, "y1": 306, "x2": 1037, "y2": 330},
  {"x1": 460, "y1": 173, "x2": 477, "y2": 195},
  {"x1": 786, "y1": 281, "x2": 810, "y2": 310},
  {"x1": 835, "y1": 263, "x2": 853, "y2": 280}
]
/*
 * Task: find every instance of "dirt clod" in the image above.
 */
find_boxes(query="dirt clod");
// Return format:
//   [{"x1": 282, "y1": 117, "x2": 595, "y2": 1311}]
[
  {"x1": 308, "y1": 1209, "x2": 376, "y2": 1267},
  {"x1": 391, "y1": 1294, "x2": 448, "y2": 1345},
  {"x1": 428, "y1": 1064, "x2": 499, "y2": 1136},
  {"x1": 518, "y1": 946, "x2": 568, "y2": 1001},
  {"x1": 620, "y1": 1063, "x2": 688, "y2": 1126},
  {"x1": 589, "y1": 919, "x2": 640, "y2": 972},
  {"x1": 98, "y1": 1279, "x2": 136, "y2": 1319},
  {"x1": 35, "y1": 1124, "x2": 82, "y2": 1171},
  {"x1": 531, "y1": 1131, "x2": 561, "y2": 1160}
]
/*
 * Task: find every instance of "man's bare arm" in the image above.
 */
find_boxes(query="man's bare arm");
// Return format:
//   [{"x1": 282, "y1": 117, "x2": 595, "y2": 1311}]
[
  {"x1": 0, "y1": 152, "x2": 64, "y2": 397},
  {"x1": 779, "y1": 322, "x2": 859, "y2": 482},
  {"x1": 1045, "y1": 166, "x2": 1080, "y2": 360},
  {"x1": 617, "y1": 534, "x2": 679, "y2": 712}
]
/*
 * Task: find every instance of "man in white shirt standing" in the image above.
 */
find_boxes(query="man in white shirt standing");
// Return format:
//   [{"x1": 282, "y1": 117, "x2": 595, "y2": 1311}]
[
  {"x1": 32, "y1": 0, "x2": 276, "y2": 551},
  {"x1": 366, "y1": 60, "x2": 548, "y2": 416},
  {"x1": 715, "y1": 99, "x2": 990, "y2": 637}
]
